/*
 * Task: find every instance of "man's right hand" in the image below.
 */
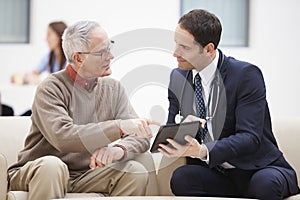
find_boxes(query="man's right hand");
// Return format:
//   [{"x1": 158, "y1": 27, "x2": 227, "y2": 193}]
[{"x1": 120, "y1": 118, "x2": 161, "y2": 138}]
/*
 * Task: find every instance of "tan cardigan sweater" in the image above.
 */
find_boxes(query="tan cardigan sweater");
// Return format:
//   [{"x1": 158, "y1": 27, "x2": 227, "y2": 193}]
[{"x1": 9, "y1": 69, "x2": 150, "y2": 174}]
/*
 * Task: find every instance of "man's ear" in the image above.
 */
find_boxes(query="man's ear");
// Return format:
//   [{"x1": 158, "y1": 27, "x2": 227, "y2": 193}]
[
  {"x1": 205, "y1": 43, "x2": 215, "y2": 55},
  {"x1": 73, "y1": 53, "x2": 83, "y2": 65}
]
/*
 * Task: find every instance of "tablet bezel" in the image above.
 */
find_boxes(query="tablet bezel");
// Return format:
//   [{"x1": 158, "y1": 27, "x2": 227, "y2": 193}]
[{"x1": 150, "y1": 121, "x2": 202, "y2": 153}]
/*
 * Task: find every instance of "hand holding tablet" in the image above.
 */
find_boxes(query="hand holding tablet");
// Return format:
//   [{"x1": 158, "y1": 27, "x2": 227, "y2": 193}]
[{"x1": 150, "y1": 121, "x2": 202, "y2": 153}]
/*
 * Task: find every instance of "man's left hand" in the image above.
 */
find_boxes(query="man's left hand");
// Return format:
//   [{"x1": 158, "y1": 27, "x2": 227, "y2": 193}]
[
  {"x1": 158, "y1": 135, "x2": 206, "y2": 159},
  {"x1": 89, "y1": 146, "x2": 124, "y2": 169}
]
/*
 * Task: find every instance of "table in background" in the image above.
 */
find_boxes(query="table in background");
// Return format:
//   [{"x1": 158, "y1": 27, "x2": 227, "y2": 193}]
[{"x1": 0, "y1": 84, "x2": 37, "y2": 116}]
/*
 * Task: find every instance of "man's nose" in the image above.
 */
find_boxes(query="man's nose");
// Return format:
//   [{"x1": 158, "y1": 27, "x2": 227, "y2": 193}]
[
  {"x1": 173, "y1": 52, "x2": 177, "y2": 58},
  {"x1": 173, "y1": 45, "x2": 183, "y2": 58},
  {"x1": 106, "y1": 51, "x2": 114, "y2": 60},
  {"x1": 173, "y1": 48, "x2": 180, "y2": 58}
]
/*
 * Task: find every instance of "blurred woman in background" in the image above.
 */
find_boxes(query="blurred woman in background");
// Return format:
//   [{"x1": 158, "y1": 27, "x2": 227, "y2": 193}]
[{"x1": 11, "y1": 21, "x2": 67, "y2": 85}]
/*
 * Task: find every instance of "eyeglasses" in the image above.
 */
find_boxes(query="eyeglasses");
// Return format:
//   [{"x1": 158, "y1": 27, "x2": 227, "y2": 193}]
[{"x1": 77, "y1": 40, "x2": 114, "y2": 60}]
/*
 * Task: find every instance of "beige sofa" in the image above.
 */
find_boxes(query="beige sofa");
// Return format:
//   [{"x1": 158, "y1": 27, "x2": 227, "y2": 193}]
[{"x1": 1, "y1": 116, "x2": 300, "y2": 200}]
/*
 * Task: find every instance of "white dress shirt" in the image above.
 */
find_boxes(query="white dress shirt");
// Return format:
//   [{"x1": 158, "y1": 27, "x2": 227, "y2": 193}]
[
  {"x1": 191, "y1": 51, "x2": 234, "y2": 169},
  {"x1": 192, "y1": 51, "x2": 219, "y2": 141}
]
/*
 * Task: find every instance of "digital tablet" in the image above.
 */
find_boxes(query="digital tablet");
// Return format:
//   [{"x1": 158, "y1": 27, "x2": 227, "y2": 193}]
[{"x1": 150, "y1": 121, "x2": 202, "y2": 153}]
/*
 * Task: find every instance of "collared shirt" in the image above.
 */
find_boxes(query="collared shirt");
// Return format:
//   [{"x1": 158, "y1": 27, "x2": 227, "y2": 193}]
[
  {"x1": 192, "y1": 51, "x2": 219, "y2": 141},
  {"x1": 66, "y1": 64, "x2": 98, "y2": 93},
  {"x1": 192, "y1": 51, "x2": 235, "y2": 169}
]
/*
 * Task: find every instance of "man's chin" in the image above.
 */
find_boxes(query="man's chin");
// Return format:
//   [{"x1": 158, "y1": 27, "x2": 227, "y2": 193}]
[
  {"x1": 101, "y1": 68, "x2": 112, "y2": 77},
  {"x1": 178, "y1": 63, "x2": 195, "y2": 71}
]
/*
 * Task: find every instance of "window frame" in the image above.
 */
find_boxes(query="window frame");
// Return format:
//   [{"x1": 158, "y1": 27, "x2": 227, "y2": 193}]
[
  {"x1": 0, "y1": 0, "x2": 31, "y2": 44},
  {"x1": 180, "y1": 0, "x2": 250, "y2": 47}
]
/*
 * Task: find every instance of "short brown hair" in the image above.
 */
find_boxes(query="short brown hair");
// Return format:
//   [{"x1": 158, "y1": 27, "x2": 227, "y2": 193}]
[{"x1": 179, "y1": 9, "x2": 222, "y2": 49}]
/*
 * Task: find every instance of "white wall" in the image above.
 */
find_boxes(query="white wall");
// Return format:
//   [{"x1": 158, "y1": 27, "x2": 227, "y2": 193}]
[
  {"x1": 222, "y1": 0, "x2": 300, "y2": 118},
  {"x1": 0, "y1": 0, "x2": 299, "y2": 120}
]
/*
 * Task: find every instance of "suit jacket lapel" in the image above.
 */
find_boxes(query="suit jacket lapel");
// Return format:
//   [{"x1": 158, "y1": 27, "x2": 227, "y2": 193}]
[
  {"x1": 212, "y1": 50, "x2": 227, "y2": 140},
  {"x1": 181, "y1": 70, "x2": 196, "y2": 118}
]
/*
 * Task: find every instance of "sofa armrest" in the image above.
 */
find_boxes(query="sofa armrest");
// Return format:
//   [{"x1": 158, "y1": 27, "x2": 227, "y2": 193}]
[{"x1": 0, "y1": 153, "x2": 8, "y2": 200}]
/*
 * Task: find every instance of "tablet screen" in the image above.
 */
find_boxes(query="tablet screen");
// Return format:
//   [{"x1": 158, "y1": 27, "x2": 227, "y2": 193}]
[{"x1": 150, "y1": 121, "x2": 202, "y2": 153}]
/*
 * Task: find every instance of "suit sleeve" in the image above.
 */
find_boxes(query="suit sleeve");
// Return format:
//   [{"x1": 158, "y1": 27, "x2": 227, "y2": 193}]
[
  {"x1": 206, "y1": 65, "x2": 267, "y2": 167},
  {"x1": 167, "y1": 69, "x2": 180, "y2": 124}
]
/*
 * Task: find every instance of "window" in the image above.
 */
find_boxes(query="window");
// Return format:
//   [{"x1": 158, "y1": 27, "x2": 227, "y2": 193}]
[
  {"x1": 0, "y1": 0, "x2": 30, "y2": 43},
  {"x1": 181, "y1": 0, "x2": 249, "y2": 47}
]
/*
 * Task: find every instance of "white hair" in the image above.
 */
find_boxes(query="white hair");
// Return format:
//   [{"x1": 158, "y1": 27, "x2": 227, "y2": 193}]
[{"x1": 62, "y1": 21, "x2": 101, "y2": 64}]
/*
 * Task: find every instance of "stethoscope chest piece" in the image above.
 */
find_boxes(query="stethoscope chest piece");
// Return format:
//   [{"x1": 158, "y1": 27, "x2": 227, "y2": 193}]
[{"x1": 175, "y1": 113, "x2": 183, "y2": 124}]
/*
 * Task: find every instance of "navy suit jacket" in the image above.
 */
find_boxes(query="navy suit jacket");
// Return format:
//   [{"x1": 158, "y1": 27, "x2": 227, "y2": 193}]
[{"x1": 167, "y1": 50, "x2": 299, "y2": 194}]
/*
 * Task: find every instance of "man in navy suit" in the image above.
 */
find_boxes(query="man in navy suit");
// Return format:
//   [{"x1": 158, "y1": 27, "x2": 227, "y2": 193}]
[{"x1": 158, "y1": 9, "x2": 299, "y2": 200}]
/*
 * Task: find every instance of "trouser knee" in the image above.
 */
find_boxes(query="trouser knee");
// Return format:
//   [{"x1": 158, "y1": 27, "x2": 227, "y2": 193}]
[
  {"x1": 35, "y1": 156, "x2": 68, "y2": 175},
  {"x1": 9, "y1": 155, "x2": 69, "y2": 199},
  {"x1": 247, "y1": 171, "x2": 287, "y2": 200},
  {"x1": 123, "y1": 160, "x2": 148, "y2": 185},
  {"x1": 170, "y1": 167, "x2": 188, "y2": 195},
  {"x1": 34, "y1": 156, "x2": 69, "y2": 182}
]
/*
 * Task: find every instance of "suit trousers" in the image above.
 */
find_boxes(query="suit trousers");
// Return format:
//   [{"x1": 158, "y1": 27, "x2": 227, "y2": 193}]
[
  {"x1": 9, "y1": 155, "x2": 148, "y2": 200},
  {"x1": 171, "y1": 157, "x2": 291, "y2": 200}
]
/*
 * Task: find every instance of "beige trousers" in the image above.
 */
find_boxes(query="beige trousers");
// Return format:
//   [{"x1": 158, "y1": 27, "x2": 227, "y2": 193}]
[{"x1": 9, "y1": 155, "x2": 149, "y2": 200}]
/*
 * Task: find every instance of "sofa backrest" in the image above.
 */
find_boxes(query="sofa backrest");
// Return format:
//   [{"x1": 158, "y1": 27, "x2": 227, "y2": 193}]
[
  {"x1": 272, "y1": 117, "x2": 300, "y2": 186},
  {"x1": 0, "y1": 116, "x2": 31, "y2": 167}
]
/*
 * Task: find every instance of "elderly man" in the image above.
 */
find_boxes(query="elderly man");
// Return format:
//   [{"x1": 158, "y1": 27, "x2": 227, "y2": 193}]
[{"x1": 8, "y1": 20, "x2": 158, "y2": 200}]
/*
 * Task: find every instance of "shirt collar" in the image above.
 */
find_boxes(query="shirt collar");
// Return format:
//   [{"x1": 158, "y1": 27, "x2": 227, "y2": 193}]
[
  {"x1": 192, "y1": 50, "x2": 219, "y2": 86},
  {"x1": 66, "y1": 64, "x2": 98, "y2": 93}
]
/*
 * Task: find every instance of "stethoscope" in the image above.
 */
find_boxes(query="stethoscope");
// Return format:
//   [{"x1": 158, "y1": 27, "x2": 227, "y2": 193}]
[{"x1": 175, "y1": 53, "x2": 224, "y2": 124}]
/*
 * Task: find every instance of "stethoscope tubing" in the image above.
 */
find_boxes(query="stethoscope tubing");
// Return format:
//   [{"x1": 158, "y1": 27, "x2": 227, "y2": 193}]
[{"x1": 176, "y1": 52, "x2": 224, "y2": 123}]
